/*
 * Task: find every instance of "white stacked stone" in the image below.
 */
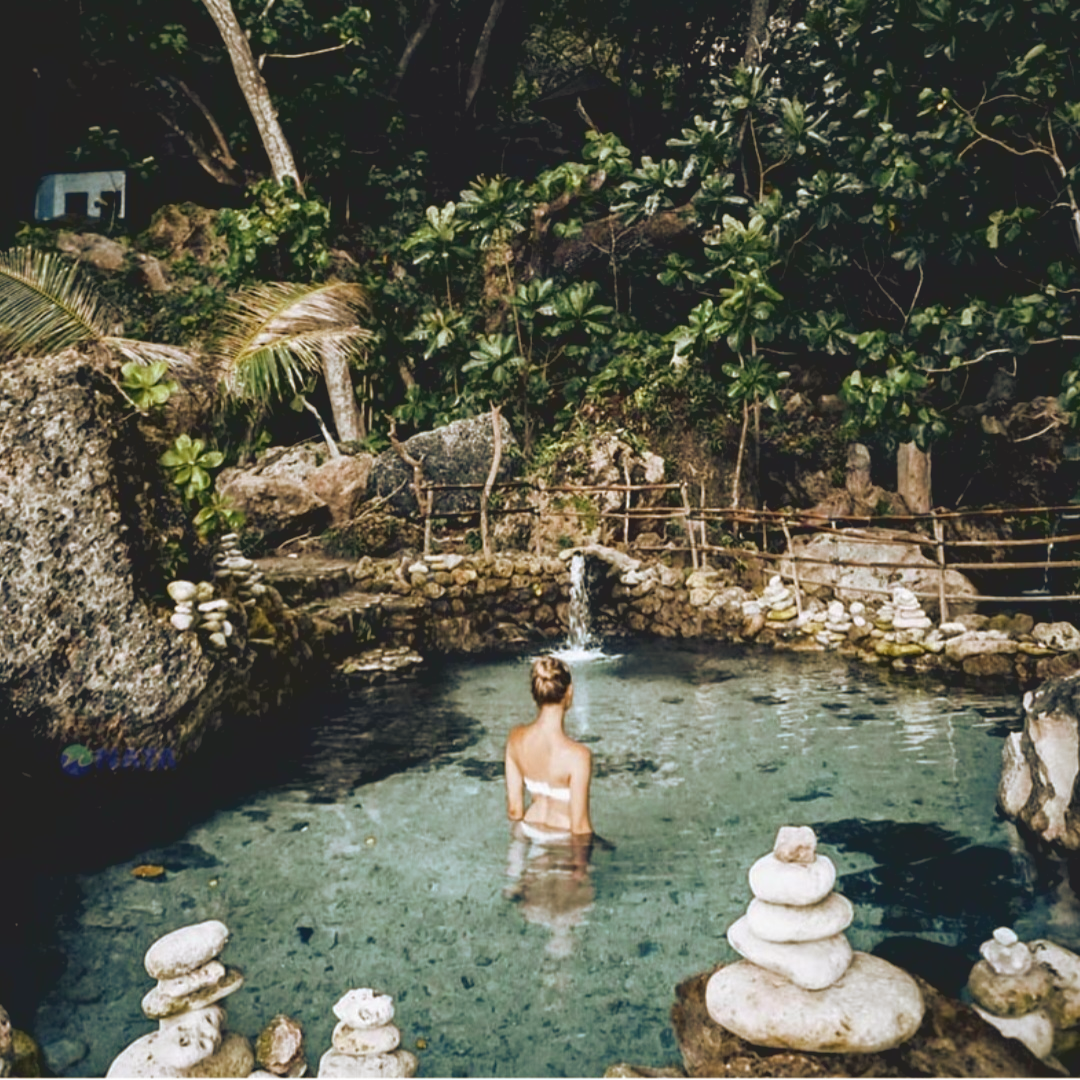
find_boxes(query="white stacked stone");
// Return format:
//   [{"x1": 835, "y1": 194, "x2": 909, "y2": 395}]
[
  {"x1": 849, "y1": 601, "x2": 868, "y2": 628},
  {"x1": 761, "y1": 576, "x2": 798, "y2": 622},
  {"x1": 317, "y1": 991, "x2": 417, "y2": 1079},
  {"x1": 106, "y1": 921, "x2": 253, "y2": 1078},
  {"x1": 967, "y1": 927, "x2": 1055, "y2": 1061},
  {"x1": 168, "y1": 581, "x2": 198, "y2": 631},
  {"x1": 889, "y1": 586, "x2": 932, "y2": 631},
  {"x1": 215, "y1": 533, "x2": 266, "y2": 605},
  {"x1": 706, "y1": 826, "x2": 925, "y2": 1054}
]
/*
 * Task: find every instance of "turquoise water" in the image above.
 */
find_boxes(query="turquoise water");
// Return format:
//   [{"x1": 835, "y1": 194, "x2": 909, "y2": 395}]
[{"x1": 27, "y1": 643, "x2": 1079, "y2": 1077}]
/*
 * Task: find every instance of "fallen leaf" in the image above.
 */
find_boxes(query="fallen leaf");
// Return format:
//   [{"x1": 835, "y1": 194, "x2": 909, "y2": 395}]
[{"x1": 131, "y1": 864, "x2": 165, "y2": 879}]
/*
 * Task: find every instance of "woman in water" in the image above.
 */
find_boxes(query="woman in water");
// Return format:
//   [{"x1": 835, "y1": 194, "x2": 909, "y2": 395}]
[{"x1": 504, "y1": 655, "x2": 593, "y2": 838}]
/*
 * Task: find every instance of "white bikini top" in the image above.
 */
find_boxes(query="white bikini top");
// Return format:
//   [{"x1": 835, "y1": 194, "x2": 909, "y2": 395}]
[{"x1": 524, "y1": 776, "x2": 572, "y2": 803}]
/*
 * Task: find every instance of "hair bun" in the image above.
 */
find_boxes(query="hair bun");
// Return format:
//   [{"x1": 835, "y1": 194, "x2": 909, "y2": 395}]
[{"x1": 531, "y1": 655, "x2": 572, "y2": 705}]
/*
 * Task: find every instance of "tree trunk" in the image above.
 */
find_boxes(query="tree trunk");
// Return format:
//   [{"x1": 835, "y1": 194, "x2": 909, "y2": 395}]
[
  {"x1": 897, "y1": 441, "x2": 932, "y2": 514},
  {"x1": 744, "y1": 0, "x2": 770, "y2": 64},
  {"x1": 198, "y1": 0, "x2": 302, "y2": 189},
  {"x1": 322, "y1": 353, "x2": 365, "y2": 442},
  {"x1": 464, "y1": 0, "x2": 510, "y2": 113}
]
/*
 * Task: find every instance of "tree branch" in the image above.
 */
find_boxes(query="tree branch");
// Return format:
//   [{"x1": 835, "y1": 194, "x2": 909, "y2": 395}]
[
  {"x1": 166, "y1": 77, "x2": 240, "y2": 171},
  {"x1": 155, "y1": 109, "x2": 243, "y2": 186},
  {"x1": 390, "y1": 0, "x2": 441, "y2": 97},
  {"x1": 464, "y1": 0, "x2": 509, "y2": 113}
]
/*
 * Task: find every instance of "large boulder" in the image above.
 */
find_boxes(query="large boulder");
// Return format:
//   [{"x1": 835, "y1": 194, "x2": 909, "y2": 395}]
[
  {"x1": 369, "y1": 415, "x2": 520, "y2": 516},
  {"x1": 0, "y1": 352, "x2": 315, "y2": 762},
  {"x1": 780, "y1": 528, "x2": 978, "y2": 618},
  {"x1": 216, "y1": 470, "x2": 330, "y2": 546},
  {"x1": 673, "y1": 966, "x2": 1055, "y2": 1077},
  {"x1": 999, "y1": 673, "x2": 1080, "y2": 851},
  {"x1": 308, "y1": 455, "x2": 373, "y2": 525}
]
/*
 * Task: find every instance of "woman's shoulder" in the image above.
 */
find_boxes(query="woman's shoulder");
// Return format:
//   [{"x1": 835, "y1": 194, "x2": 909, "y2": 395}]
[{"x1": 565, "y1": 738, "x2": 592, "y2": 769}]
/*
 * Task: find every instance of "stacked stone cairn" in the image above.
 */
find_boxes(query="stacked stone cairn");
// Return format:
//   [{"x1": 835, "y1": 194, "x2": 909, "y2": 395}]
[
  {"x1": 745, "y1": 575, "x2": 799, "y2": 627},
  {"x1": 166, "y1": 580, "x2": 236, "y2": 652},
  {"x1": 214, "y1": 533, "x2": 267, "y2": 607},
  {"x1": 968, "y1": 927, "x2": 1055, "y2": 1062},
  {"x1": 967, "y1": 926, "x2": 1080, "y2": 1063},
  {"x1": 866, "y1": 585, "x2": 947, "y2": 660},
  {"x1": 317, "y1": 989, "x2": 417, "y2": 1078},
  {"x1": 706, "y1": 826, "x2": 925, "y2": 1053},
  {"x1": 106, "y1": 920, "x2": 253, "y2": 1077}
]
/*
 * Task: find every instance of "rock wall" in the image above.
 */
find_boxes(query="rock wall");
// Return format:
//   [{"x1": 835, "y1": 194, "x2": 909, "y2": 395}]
[
  {"x1": 0, "y1": 352, "x2": 322, "y2": 764},
  {"x1": 261, "y1": 548, "x2": 1080, "y2": 692},
  {"x1": 999, "y1": 674, "x2": 1080, "y2": 850}
]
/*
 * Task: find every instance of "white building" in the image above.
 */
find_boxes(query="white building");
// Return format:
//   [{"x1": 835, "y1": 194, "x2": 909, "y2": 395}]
[{"x1": 34, "y1": 170, "x2": 126, "y2": 222}]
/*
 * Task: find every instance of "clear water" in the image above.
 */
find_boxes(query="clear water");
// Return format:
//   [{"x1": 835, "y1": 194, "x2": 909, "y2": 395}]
[{"x1": 26, "y1": 643, "x2": 1080, "y2": 1077}]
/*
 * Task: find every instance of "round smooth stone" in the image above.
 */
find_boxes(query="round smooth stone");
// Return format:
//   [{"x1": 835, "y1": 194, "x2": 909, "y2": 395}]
[
  {"x1": 208, "y1": 633, "x2": 228, "y2": 649},
  {"x1": 198, "y1": 600, "x2": 231, "y2": 613},
  {"x1": 332, "y1": 1022, "x2": 400, "y2": 1056},
  {"x1": 728, "y1": 916, "x2": 852, "y2": 990},
  {"x1": 706, "y1": 952, "x2": 925, "y2": 1053},
  {"x1": 195, "y1": 582, "x2": 216, "y2": 601},
  {"x1": 167, "y1": 581, "x2": 197, "y2": 603},
  {"x1": 332, "y1": 990, "x2": 395, "y2": 1029},
  {"x1": 142, "y1": 966, "x2": 244, "y2": 1019},
  {"x1": 772, "y1": 826, "x2": 817, "y2": 864},
  {"x1": 748, "y1": 853, "x2": 836, "y2": 906},
  {"x1": 105, "y1": 1020, "x2": 241, "y2": 1078},
  {"x1": 746, "y1": 893, "x2": 854, "y2": 944},
  {"x1": 973, "y1": 1005, "x2": 1053, "y2": 1061},
  {"x1": 145, "y1": 921, "x2": 230, "y2": 980},
  {"x1": 170, "y1": 613, "x2": 194, "y2": 631},
  {"x1": 980, "y1": 930, "x2": 1033, "y2": 976},
  {"x1": 142, "y1": 962, "x2": 224, "y2": 1017},
  {"x1": 317, "y1": 1049, "x2": 417, "y2": 1078},
  {"x1": 967, "y1": 959, "x2": 1052, "y2": 1017}
]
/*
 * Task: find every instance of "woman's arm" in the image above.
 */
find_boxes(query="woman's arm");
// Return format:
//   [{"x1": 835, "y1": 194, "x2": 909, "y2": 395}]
[
  {"x1": 504, "y1": 735, "x2": 525, "y2": 822},
  {"x1": 569, "y1": 746, "x2": 593, "y2": 835}
]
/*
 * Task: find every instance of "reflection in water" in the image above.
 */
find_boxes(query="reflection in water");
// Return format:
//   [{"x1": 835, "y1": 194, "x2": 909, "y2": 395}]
[{"x1": 503, "y1": 824, "x2": 595, "y2": 958}]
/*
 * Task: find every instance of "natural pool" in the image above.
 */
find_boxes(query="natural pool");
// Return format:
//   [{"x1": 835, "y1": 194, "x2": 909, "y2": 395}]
[{"x1": 19, "y1": 642, "x2": 1080, "y2": 1077}]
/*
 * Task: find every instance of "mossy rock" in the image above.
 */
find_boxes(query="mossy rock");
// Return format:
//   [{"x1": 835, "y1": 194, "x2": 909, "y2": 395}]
[
  {"x1": 247, "y1": 606, "x2": 277, "y2": 641},
  {"x1": 874, "y1": 640, "x2": 925, "y2": 658},
  {"x1": 12, "y1": 1030, "x2": 42, "y2": 1078}
]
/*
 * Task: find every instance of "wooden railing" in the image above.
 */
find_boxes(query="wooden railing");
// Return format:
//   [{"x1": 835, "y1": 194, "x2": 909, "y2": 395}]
[{"x1": 397, "y1": 473, "x2": 1080, "y2": 614}]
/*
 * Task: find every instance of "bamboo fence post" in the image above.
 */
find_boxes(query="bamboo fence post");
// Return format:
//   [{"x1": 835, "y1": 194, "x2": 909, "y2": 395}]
[
  {"x1": 780, "y1": 516, "x2": 803, "y2": 619},
  {"x1": 480, "y1": 404, "x2": 503, "y2": 558},
  {"x1": 933, "y1": 514, "x2": 949, "y2": 624},
  {"x1": 623, "y1": 462, "x2": 632, "y2": 547},
  {"x1": 681, "y1": 482, "x2": 699, "y2": 570},
  {"x1": 699, "y1": 479, "x2": 709, "y2": 567},
  {"x1": 389, "y1": 419, "x2": 433, "y2": 556},
  {"x1": 534, "y1": 479, "x2": 544, "y2": 556}
]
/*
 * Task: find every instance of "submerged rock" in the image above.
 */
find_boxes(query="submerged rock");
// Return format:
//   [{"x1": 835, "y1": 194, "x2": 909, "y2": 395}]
[{"x1": 675, "y1": 966, "x2": 1057, "y2": 1077}]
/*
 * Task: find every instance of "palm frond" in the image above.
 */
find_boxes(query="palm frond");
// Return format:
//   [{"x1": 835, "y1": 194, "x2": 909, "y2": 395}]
[
  {"x1": 0, "y1": 247, "x2": 110, "y2": 358},
  {"x1": 109, "y1": 339, "x2": 198, "y2": 371},
  {"x1": 215, "y1": 281, "x2": 374, "y2": 403}
]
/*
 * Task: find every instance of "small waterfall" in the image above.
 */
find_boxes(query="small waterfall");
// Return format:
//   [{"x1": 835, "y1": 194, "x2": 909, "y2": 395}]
[
  {"x1": 568, "y1": 553, "x2": 594, "y2": 652},
  {"x1": 553, "y1": 553, "x2": 608, "y2": 662}
]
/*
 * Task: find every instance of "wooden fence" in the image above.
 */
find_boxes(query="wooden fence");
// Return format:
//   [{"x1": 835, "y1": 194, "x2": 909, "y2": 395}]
[{"x1": 399, "y1": 472, "x2": 1080, "y2": 617}]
